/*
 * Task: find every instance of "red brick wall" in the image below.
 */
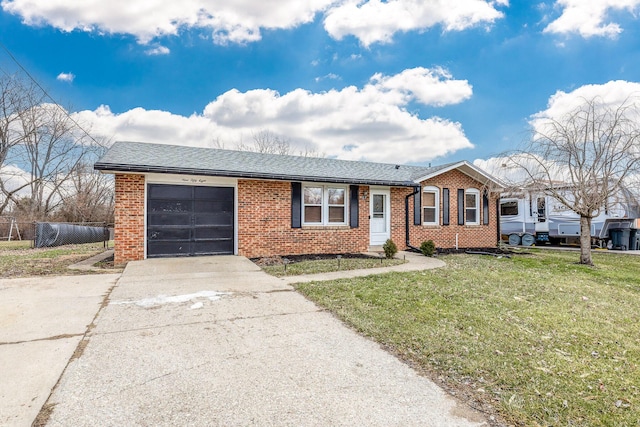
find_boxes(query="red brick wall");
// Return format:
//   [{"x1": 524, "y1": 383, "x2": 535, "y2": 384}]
[
  {"x1": 111, "y1": 171, "x2": 498, "y2": 263},
  {"x1": 237, "y1": 179, "x2": 370, "y2": 258},
  {"x1": 114, "y1": 174, "x2": 145, "y2": 265},
  {"x1": 390, "y1": 169, "x2": 499, "y2": 250}
]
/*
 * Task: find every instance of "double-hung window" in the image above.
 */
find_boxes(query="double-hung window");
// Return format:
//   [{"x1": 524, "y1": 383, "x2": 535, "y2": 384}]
[
  {"x1": 422, "y1": 186, "x2": 439, "y2": 225},
  {"x1": 465, "y1": 188, "x2": 480, "y2": 225},
  {"x1": 303, "y1": 185, "x2": 347, "y2": 225}
]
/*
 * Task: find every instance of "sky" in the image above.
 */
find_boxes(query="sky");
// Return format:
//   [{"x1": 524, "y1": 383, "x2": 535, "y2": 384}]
[{"x1": 1, "y1": 0, "x2": 640, "y2": 168}]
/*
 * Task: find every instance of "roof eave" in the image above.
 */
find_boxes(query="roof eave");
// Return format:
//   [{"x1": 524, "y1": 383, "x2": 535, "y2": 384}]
[
  {"x1": 412, "y1": 161, "x2": 506, "y2": 190},
  {"x1": 94, "y1": 163, "x2": 416, "y2": 187}
]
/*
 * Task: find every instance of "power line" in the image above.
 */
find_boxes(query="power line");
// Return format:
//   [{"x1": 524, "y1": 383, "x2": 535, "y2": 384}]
[{"x1": 0, "y1": 40, "x2": 104, "y2": 147}]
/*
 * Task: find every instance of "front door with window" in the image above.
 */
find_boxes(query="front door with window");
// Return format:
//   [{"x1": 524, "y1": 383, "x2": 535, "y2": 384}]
[{"x1": 370, "y1": 188, "x2": 391, "y2": 245}]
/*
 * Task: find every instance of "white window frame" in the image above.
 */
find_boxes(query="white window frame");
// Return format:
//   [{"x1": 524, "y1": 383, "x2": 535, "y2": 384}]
[
  {"x1": 422, "y1": 186, "x2": 439, "y2": 225},
  {"x1": 302, "y1": 184, "x2": 348, "y2": 226},
  {"x1": 465, "y1": 188, "x2": 480, "y2": 225}
]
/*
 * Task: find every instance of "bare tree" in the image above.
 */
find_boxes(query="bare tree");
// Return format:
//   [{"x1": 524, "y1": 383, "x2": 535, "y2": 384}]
[
  {"x1": 0, "y1": 74, "x2": 45, "y2": 213},
  {"x1": 237, "y1": 129, "x2": 293, "y2": 155},
  {"x1": 510, "y1": 96, "x2": 640, "y2": 265},
  {"x1": 11, "y1": 103, "x2": 95, "y2": 218},
  {"x1": 55, "y1": 161, "x2": 114, "y2": 223},
  {"x1": 215, "y1": 129, "x2": 323, "y2": 157}
]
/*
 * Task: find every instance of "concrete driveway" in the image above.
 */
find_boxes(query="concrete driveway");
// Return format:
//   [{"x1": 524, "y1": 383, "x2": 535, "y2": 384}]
[
  {"x1": 0, "y1": 273, "x2": 120, "y2": 427},
  {"x1": 44, "y1": 256, "x2": 488, "y2": 426}
]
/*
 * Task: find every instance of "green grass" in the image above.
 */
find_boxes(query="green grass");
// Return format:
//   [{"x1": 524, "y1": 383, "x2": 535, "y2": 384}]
[
  {"x1": 0, "y1": 242, "x2": 112, "y2": 277},
  {"x1": 262, "y1": 257, "x2": 406, "y2": 277},
  {"x1": 295, "y1": 250, "x2": 640, "y2": 426}
]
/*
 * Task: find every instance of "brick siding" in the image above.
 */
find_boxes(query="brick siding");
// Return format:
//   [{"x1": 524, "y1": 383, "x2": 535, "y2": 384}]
[
  {"x1": 112, "y1": 170, "x2": 499, "y2": 264},
  {"x1": 237, "y1": 180, "x2": 370, "y2": 258},
  {"x1": 113, "y1": 174, "x2": 145, "y2": 265},
  {"x1": 391, "y1": 169, "x2": 499, "y2": 250}
]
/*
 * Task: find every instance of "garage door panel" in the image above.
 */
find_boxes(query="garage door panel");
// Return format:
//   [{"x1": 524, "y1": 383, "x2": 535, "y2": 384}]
[
  {"x1": 194, "y1": 212, "x2": 233, "y2": 226},
  {"x1": 193, "y1": 240, "x2": 233, "y2": 255},
  {"x1": 194, "y1": 226, "x2": 233, "y2": 239},
  {"x1": 147, "y1": 241, "x2": 191, "y2": 257},
  {"x1": 148, "y1": 200, "x2": 192, "y2": 213},
  {"x1": 148, "y1": 213, "x2": 192, "y2": 226},
  {"x1": 194, "y1": 200, "x2": 233, "y2": 212},
  {"x1": 147, "y1": 184, "x2": 235, "y2": 258},
  {"x1": 194, "y1": 186, "x2": 233, "y2": 200},
  {"x1": 148, "y1": 185, "x2": 192, "y2": 199},
  {"x1": 148, "y1": 227, "x2": 191, "y2": 240}
]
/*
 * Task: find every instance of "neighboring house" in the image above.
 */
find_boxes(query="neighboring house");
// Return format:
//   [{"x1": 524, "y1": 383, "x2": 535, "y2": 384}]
[{"x1": 95, "y1": 141, "x2": 505, "y2": 265}]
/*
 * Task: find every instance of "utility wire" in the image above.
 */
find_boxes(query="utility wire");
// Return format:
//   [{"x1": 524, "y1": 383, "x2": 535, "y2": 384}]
[{"x1": 0, "y1": 39, "x2": 104, "y2": 146}]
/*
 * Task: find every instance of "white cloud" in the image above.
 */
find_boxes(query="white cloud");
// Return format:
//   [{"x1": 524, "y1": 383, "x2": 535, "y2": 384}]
[
  {"x1": 473, "y1": 155, "x2": 565, "y2": 185},
  {"x1": 530, "y1": 80, "x2": 640, "y2": 134},
  {"x1": 323, "y1": 0, "x2": 508, "y2": 46},
  {"x1": 474, "y1": 80, "x2": 640, "y2": 185},
  {"x1": 2, "y1": 0, "x2": 506, "y2": 46},
  {"x1": 315, "y1": 73, "x2": 341, "y2": 82},
  {"x1": 145, "y1": 45, "x2": 170, "y2": 56},
  {"x1": 73, "y1": 67, "x2": 474, "y2": 163},
  {"x1": 544, "y1": 0, "x2": 640, "y2": 38},
  {"x1": 1, "y1": 0, "x2": 337, "y2": 45},
  {"x1": 56, "y1": 72, "x2": 75, "y2": 83}
]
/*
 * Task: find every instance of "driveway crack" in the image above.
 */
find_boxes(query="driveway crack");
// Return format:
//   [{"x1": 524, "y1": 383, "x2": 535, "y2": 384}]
[{"x1": 0, "y1": 333, "x2": 84, "y2": 346}]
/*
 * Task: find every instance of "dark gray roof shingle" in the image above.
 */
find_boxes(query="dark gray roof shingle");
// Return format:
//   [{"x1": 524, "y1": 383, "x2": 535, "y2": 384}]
[{"x1": 95, "y1": 141, "x2": 457, "y2": 187}]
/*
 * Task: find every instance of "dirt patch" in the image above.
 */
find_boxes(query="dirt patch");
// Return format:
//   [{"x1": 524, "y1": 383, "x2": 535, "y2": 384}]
[
  {"x1": 93, "y1": 253, "x2": 115, "y2": 269},
  {"x1": 32, "y1": 403, "x2": 56, "y2": 427},
  {"x1": 71, "y1": 339, "x2": 90, "y2": 361}
]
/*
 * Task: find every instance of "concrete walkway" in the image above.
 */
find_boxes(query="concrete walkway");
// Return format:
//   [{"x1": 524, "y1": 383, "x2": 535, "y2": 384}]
[{"x1": 44, "y1": 253, "x2": 487, "y2": 427}]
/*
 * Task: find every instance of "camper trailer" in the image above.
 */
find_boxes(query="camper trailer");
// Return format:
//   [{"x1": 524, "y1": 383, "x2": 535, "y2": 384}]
[{"x1": 500, "y1": 189, "x2": 636, "y2": 247}]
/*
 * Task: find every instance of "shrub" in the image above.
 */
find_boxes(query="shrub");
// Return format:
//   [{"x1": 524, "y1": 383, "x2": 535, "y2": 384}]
[
  {"x1": 420, "y1": 240, "x2": 436, "y2": 257},
  {"x1": 382, "y1": 239, "x2": 398, "y2": 259}
]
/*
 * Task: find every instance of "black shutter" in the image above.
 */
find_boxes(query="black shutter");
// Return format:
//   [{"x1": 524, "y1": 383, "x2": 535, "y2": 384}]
[
  {"x1": 442, "y1": 188, "x2": 450, "y2": 225},
  {"x1": 457, "y1": 189, "x2": 465, "y2": 225},
  {"x1": 414, "y1": 187, "x2": 421, "y2": 225},
  {"x1": 483, "y1": 193, "x2": 490, "y2": 225},
  {"x1": 349, "y1": 185, "x2": 359, "y2": 228},
  {"x1": 291, "y1": 182, "x2": 302, "y2": 228}
]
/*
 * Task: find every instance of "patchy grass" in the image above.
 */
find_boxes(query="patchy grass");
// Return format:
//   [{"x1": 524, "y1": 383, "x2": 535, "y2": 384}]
[
  {"x1": 0, "y1": 242, "x2": 112, "y2": 278},
  {"x1": 295, "y1": 250, "x2": 640, "y2": 426},
  {"x1": 0, "y1": 240, "x2": 33, "y2": 250},
  {"x1": 260, "y1": 255, "x2": 406, "y2": 277}
]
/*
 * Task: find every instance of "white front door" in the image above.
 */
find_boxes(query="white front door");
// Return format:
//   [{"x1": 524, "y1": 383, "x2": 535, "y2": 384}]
[{"x1": 370, "y1": 188, "x2": 391, "y2": 245}]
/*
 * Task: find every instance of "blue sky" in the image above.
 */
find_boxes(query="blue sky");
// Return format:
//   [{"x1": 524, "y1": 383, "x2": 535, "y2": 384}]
[{"x1": 1, "y1": 0, "x2": 640, "y2": 167}]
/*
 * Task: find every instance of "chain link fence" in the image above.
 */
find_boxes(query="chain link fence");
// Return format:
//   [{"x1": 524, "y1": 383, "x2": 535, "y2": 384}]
[{"x1": 33, "y1": 222, "x2": 112, "y2": 248}]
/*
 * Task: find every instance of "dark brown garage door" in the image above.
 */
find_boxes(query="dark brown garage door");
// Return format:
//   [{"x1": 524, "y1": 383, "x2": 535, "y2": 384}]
[{"x1": 147, "y1": 184, "x2": 234, "y2": 257}]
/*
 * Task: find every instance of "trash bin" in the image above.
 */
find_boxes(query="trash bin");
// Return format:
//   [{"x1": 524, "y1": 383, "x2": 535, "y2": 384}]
[
  {"x1": 610, "y1": 228, "x2": 631, "y2": 250},
  {"x1": 630, "y1": 229, "x2": 640, "y2": 251}
]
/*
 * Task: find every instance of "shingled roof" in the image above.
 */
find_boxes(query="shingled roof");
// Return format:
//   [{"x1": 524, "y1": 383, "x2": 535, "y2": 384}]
[{"x1": 95, "y1": 141, "x2": 502, "y2": 188}]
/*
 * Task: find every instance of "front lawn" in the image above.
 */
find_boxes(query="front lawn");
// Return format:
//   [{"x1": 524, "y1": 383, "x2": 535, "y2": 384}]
[
  {"x1": 257, "y1": 254, "x2": 406, "y2": 277},
  {"x1": 295, "y1": 250, "x2": 640, "y2": 426},
  {"x1": 0, "y1": 241, "x2": 112, "y2": 278}
]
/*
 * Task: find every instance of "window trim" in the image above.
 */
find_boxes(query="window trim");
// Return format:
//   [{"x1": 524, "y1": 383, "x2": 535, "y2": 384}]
[
  {"x1": 465, "y1": 188, "x2": 480, "y2": 225},
  {"x1": 422, "y1": 186, "x2": 440, "y2": 225},
  {"x1": 302, "y1": 184, "x2": 348, "y2": 226}
]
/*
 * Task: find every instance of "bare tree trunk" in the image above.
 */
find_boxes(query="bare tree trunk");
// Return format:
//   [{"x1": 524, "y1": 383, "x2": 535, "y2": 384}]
[{"x1": 580, "y1": 215, "x2": 592, "y2": 265}]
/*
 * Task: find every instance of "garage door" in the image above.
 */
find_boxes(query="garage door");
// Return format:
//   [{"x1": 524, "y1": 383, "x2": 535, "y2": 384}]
[{"x1": 147, "y1": 184, "x2": 234, "y2": 257}]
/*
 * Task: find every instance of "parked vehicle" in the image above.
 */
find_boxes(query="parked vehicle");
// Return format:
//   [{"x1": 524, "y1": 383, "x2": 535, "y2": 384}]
[{"x1": 499, "y1": 189, "x2": 638, "y2": 247}]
